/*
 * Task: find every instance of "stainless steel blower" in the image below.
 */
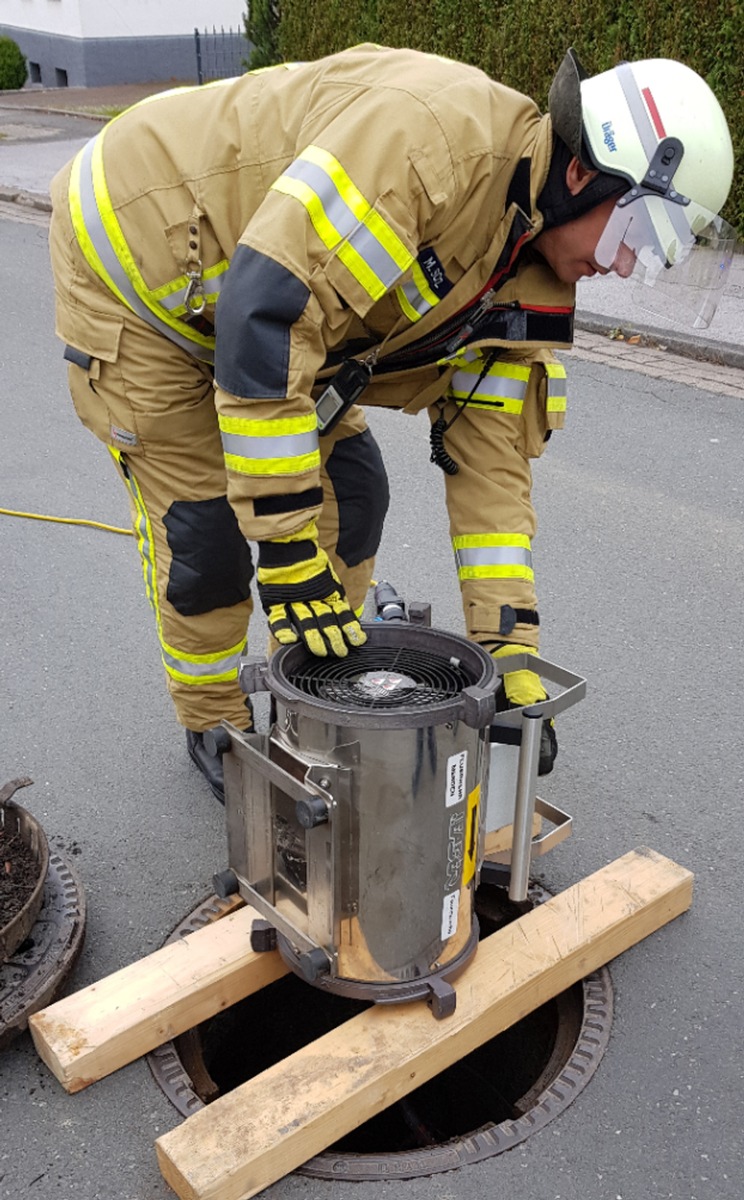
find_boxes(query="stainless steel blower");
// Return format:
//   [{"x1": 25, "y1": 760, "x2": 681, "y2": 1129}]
[{"x1": 212, "y1": 616, "x2": 584, "y2": 1018}]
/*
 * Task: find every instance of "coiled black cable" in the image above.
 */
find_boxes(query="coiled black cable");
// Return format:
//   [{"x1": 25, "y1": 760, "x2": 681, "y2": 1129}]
[
  {"x1": 429, "y1": 349, "x2": 500, "y2": 476},
  {"x1": 429, "y1": 413, "x2": 460, "y2": 475}
]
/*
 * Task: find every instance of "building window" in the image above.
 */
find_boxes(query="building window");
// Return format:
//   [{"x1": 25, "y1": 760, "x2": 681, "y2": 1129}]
[
  {"x1": 54, "y1": 67, "x2": 68, "y2": 88},
  {"x1": 29, "y1": 62, "x2": 42, "y2": 84}
]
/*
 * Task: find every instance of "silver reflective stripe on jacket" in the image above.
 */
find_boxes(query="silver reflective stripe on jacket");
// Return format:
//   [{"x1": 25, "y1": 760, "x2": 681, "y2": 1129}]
[{"x1": 70, "y1": 133, "x2": 216, "y2": 362}]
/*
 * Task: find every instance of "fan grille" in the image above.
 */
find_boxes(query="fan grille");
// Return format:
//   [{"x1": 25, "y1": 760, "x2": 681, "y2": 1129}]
[{"x1": 285, "y1": 646, "x2": 477, "y2": 711}]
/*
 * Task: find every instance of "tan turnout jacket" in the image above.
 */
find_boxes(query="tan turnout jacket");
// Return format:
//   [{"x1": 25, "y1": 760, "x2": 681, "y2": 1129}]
[{"x1": 53, "y1": 44, "x2": 577, "y2": 651}]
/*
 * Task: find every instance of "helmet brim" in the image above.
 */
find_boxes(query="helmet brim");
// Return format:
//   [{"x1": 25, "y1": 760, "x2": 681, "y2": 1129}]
[{"x1": 548, "y1": 48, "x2": 591, "y2": 163}]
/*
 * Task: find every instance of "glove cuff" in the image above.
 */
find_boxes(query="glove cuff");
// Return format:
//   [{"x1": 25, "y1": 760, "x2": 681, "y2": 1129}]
[
  {"x1": 257, "y1": 518, "x2": 319, "y2": 569},
  {"x1": 258, "y1": 567, "x2": 339, "y2": 607},
  {"x1": 258, "y1": 537, "x2": 317, "y2": 569}
]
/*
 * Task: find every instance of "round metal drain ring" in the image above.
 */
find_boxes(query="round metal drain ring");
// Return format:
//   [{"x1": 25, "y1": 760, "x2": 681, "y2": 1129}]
[
  {"x1": 148, "y1": 886, "x2": 613, "y2": 1179},
  {"x1": 0, "y1": 850, "x2": 87, "y2": 1050}
]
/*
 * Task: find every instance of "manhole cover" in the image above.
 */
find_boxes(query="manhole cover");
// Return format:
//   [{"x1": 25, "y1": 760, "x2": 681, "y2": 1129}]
[
  {"x1": 0, "y1": 850, "x2": 87, "y2": 1050},
  {"x1": 148, "y1": 883, "x2": 613, "y2": 1179}
]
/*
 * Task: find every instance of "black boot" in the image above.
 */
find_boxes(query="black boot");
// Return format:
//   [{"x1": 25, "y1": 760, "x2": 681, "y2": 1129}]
[
  {"x1": 187, "y1": 722, "x2": 255, "y2": 804},
  {"x1": 186, "y1": 730, "x2": 227, "y2": 804}
]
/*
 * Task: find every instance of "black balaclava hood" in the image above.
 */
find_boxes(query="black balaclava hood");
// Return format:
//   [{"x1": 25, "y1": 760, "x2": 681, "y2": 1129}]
[{"x1": 537, "y1": 134, "x2": 628, "y2": 232}]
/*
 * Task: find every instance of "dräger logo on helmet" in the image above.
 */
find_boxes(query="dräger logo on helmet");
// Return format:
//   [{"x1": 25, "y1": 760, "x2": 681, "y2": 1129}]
[{"x1": 602, "y1": 120, "x2": 618, "y2": 152}]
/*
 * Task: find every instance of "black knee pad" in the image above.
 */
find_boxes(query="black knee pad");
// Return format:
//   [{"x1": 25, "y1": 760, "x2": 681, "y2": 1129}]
[
  {"x1": 326, "y1": 429, "x2": 390, "y2": 567},
  {"x1": 164, "y1": 496, "x2": 254, "y2": 616}
]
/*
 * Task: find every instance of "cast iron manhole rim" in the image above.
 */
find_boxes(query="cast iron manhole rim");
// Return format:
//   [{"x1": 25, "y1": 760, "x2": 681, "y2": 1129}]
[
  {"x1": 0, "y1": 848, "x2": 87, "y2": 1049},
  {"x1": 147, "y1": 889, "x2": 613, "y2": 1180}
]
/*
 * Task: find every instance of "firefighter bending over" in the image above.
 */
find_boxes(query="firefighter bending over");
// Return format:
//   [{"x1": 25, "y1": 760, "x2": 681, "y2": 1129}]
[{"x1": 49, "y1": 45, "x2": 735, "y2": 802}]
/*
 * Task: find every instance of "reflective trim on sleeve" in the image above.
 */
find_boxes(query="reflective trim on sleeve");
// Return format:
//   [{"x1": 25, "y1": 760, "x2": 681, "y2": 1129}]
[
  {"x1": 108, "y1": 446, "x2": 245, "y2": 685},
  {"x1": 218, "y1": 412, "x2": 320, "y2": 477},
  {"x1": 271, "y1": 144, "x2": 414, "y2": 302},
  {"x1": 545, "y1": 362, "x2": 568, "y2": 413},
  {"x1": 395, "y1": 260, "x2": 441, "y2": 322},
  {"x1": 449, "y1": 360, "x2": 530, "y2": 415},
  {"x1": 453, "y1": 532, "x2": 534, "y2": 582},
  {"x1": 69, "y1": 133, "x2": 216, "y2": 362}
]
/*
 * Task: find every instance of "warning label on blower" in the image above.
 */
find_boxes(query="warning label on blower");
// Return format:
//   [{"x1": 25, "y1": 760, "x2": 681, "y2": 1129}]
[
  {"x1": 441, "y1": 889, "x2": 460, "y2": 940},
  {"x1": 445, "y1": 750, "x2": 467, "y2": 807}
]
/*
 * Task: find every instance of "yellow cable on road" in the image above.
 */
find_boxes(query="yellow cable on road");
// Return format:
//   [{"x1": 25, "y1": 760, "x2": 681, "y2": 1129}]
[{"x1": 0, "y1": 507, "x2": 133, "y2": 536}]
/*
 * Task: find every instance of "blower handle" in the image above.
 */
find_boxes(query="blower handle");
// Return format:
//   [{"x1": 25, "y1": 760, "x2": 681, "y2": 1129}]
[{"x1": 374, "y1": 580, "x2": 407, "y2": 622}]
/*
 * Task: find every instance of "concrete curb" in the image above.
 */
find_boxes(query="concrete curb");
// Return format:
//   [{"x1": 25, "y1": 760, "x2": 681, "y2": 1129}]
[
  {"x1": 0, "y1": 103, "x2": 108, "y2": 122},
  {"x1": 575, "y1": 310, "x2": 744, "y2": 371},
  {"x1": 0, "y1": 185, "x2": 52, "y2": 212}
]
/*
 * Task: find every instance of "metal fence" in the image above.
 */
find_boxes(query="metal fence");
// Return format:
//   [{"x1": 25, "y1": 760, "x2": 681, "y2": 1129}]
[{"x1": 194, "y1": 26, "x2": 251, "y2": 85}]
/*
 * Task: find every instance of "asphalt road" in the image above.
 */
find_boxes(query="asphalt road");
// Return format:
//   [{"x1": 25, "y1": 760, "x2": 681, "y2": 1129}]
[{"x1": 1, "y1": 208, "x2": 743, "y2": 1200}]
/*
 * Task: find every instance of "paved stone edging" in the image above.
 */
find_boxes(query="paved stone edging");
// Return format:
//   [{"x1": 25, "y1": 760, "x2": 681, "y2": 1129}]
[{"x1": 576, "y1": 311, "x2": 744, "y2": 372}]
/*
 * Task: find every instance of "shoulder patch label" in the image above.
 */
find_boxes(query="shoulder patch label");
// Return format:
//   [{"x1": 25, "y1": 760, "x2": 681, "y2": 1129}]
[{"x1": 418, "y1": 246, "x2": 452, "y2": 299}]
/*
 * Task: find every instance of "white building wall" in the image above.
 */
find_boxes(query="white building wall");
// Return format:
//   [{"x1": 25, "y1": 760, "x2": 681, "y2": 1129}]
[
  {"x1": 0, "y1": 0, "x2": 246, "y2": 38},
  {"x1": 0, "y1": 0, "x2": 84, "y2": 38},
  {"x1": 78, "y1": 0, "x2": 246, "y2": 39}
]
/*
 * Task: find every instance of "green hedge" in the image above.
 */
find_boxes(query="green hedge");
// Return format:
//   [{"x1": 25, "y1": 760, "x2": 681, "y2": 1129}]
[
  {"x1": 276, "y1": 0, "x2": 743, "y2": 230},
  {"x1": 0, "y1": 36, "x2": 27, "y2": 91}
]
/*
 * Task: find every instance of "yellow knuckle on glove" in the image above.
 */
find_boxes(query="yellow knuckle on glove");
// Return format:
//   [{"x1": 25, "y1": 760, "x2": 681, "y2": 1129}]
[
  {"x1": 344, "y1": 622, "x2": 367, "y2": 647},
  {"x1": 323, "y1": 625, "x2": 350, "y2": 658},
  {"x1": 304, "y1": 629, "x2": 329, "y2": 657},
  {"x1": 273, "y1": 627, "x2": 299, "y2": 645}
]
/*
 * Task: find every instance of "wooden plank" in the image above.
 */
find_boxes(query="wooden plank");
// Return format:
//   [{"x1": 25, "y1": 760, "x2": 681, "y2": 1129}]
[
  {"x1": 156, "y1": 847, "x2": 693, "y2": 1200},
  {"x1": 28, "y1": 900, "x2": 288, "y2": 1093},
  {"x1": 484, "y1": 811, "x2": 542, "y2": 858}
]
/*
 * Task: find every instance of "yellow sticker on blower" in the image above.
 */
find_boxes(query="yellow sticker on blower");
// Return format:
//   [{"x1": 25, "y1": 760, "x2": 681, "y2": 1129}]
[{"x1": 462, "y1": 784, "x2": 480, "y2": 886}]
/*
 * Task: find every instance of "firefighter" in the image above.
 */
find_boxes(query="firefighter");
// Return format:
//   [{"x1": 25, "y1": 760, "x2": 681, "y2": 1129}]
[{"x1": 48, "y1": 45, "x2": 735, "y2": 803}]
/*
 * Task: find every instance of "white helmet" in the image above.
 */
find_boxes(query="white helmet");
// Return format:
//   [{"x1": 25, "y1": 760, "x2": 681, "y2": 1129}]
[{"x1": 550, "y1": 49, "x2": 737, "y2": 327}]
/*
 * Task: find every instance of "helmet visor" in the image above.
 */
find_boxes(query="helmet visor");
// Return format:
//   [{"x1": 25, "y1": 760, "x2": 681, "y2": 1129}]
[{"x1": 594, "y1": 196, "x2": 737, "y2": 328}]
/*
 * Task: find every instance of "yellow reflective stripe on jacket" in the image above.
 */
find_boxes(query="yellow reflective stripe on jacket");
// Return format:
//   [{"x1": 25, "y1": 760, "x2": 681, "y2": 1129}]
[
  {"x1": 218, "y1": 412, "x2": 320, "y2": 477},
  {"x1": 453, "y1": 532, "x2": 534, "y2": 582},
  {"x1": 271, "y1": 144, "x2": 414, "y2": 302},
  {"x1": 449, "y1": 360, "x2": 531, "y2": 415},
  {"x1": 545, "y1": 362, "x2": 568, "y2": 413},
  {"x1": 69, "y1": 130, "x2": 216, "y2": 363},
  {"x1": 108, "y1": 446, "x2": 244, "y2": 685},
  {"x1": 395, "y1": 260, "x2": 441, "y2": 322}
]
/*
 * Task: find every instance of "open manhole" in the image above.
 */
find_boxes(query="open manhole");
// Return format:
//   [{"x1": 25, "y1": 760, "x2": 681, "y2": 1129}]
[
  {"x1": 148, "y1": 880, "x2": 613, "y2": 1180},
  {"x1": 0, "y1": 849, "x2": 87, "y2": 1049}
]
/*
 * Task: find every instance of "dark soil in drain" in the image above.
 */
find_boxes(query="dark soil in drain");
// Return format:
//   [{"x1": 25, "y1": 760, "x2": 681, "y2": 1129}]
[{"x1": 0, "y1": 827, "x2": 39, "y2": 927}]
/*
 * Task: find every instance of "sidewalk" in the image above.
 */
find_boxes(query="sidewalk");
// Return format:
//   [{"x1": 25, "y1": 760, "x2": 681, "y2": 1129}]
[{"x1": 2, "y1": 83, "x2": 742, "y2": 370}]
